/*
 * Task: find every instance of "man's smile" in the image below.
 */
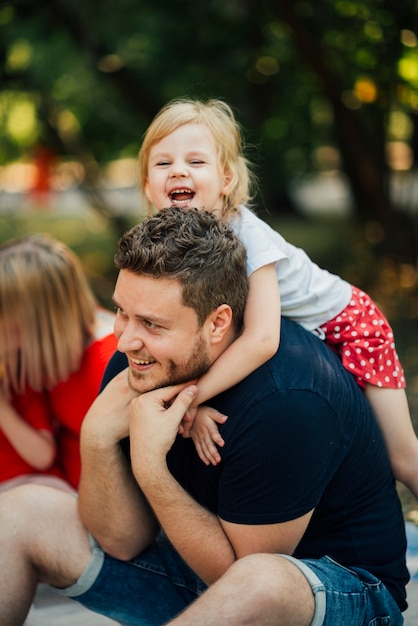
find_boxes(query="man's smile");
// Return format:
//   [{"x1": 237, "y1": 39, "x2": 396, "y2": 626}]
[{"x1": 130, "y1": 356, "x2": 157, "y2": 368}]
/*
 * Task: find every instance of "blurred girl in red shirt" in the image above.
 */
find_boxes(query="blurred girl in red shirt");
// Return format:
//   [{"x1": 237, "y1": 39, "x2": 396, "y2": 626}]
[{"x1": 0, "y1": 234, "x2": 117, "y2": 491}]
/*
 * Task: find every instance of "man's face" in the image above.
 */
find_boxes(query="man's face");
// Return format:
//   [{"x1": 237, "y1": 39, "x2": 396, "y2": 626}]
[{"x1": 113, "y1": 270, "x2": 211, "y2": 394}]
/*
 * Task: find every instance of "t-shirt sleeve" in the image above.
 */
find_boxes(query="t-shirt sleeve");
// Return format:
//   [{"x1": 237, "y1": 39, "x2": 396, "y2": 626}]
[
  {"x1": 217, "y1": 389, "x2": 344, "y2": 525},
  {"x1": 233, "y1": 209, "x2": 288, "y2": 276},
  {"x1": 99, "y1": 351, "x2": 128, "y2": 392}
]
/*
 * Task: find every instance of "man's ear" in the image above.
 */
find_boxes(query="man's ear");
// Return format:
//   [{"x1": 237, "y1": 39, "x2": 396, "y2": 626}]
[{"x1": 208, "y1": 304, "x2": 233, "y2": 344}]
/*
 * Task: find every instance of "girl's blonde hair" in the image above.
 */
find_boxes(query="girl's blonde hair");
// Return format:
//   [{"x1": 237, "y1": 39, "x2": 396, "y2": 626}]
[
  {"x1": 0, "y1": 234, "x2": 97, "y2": 395},
  {"x1": 138, "y1": 98, "x2": 257, "y2": 218}
]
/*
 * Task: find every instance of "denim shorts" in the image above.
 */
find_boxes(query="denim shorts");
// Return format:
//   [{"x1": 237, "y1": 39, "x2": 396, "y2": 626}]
[
  {"x1": 53, "y1": 534, "x2": 404, "y2": 626},
  {"x1": 54, "y1": 533, "x2": 207, "y2": 625},
  {"x1": 281, "y1": 554, "x2": 404, "y2": 626}
]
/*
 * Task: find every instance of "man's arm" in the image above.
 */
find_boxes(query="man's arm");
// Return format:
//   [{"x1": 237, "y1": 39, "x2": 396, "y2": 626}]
[
  {"x1": 78, "y1": 368, "x2": 159, "y2": 560},
  {"x1": 129, "y1": 384, "x2": 313, "y2": 585}
]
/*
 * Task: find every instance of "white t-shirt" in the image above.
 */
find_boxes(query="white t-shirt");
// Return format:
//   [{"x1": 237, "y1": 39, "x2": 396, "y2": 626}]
[{"x1": 230, "y1": 206, "x2": 352, "y2": 331}]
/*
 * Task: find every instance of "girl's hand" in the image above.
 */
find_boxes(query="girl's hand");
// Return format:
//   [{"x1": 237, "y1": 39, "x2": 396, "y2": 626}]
[
  {"x1": 190, "y1": 406, "x2": 228, "y2": 466},
  {"x1": 178, "y1": 406, "x2": 198, "y2": 437}
]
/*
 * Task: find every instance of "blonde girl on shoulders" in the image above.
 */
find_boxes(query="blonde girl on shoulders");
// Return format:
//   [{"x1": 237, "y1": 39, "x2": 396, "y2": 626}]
[{"x1": 137, "y1": 97, "x2": 416, "y2": 500}]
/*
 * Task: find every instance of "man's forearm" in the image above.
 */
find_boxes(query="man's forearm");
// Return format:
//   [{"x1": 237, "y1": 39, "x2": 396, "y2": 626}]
[
  {"x1": 134, "y1": 457, "x2": 235, "y2": 585},
  {"x1": 77, "y1": 370, "x2": 159, "y2": 560},
  {"x1": 78, "y1": 435, "x2": 158, "y2": 560},
  {"x1": 129, "y1": 384, "x2": 236, "y2": 583}
]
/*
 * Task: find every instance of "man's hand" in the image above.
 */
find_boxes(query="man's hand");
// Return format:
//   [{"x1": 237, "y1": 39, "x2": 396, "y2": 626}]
[
  {"x1": 129, "y1": 383, "x2": 198, "y2": 469},
  {"x1": 81, "y1": 367, "x2": 138, "y2": 448}
]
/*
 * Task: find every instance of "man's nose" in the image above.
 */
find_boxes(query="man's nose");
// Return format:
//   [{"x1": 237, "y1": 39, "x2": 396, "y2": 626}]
[{"x1": 117, "y1": 324, "x2": 144, "y2": 354}]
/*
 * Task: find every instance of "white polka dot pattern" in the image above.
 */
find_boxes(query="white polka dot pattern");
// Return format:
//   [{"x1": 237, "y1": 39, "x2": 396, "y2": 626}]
[{"x1": 318, "y1": 286, "x2": 405, "y2": 390}]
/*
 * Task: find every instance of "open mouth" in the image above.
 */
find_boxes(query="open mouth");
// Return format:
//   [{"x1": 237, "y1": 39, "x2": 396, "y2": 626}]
[
  {"x1": 130, "y1": 357, "x2": 156, "y2": 368},
  {"x1": 169, "y1": 189, "x2": 196, "y2": 204}
]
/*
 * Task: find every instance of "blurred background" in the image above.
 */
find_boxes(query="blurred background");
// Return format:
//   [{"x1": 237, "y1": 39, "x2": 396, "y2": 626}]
[{"x1": 1, "y1": 0, "x2": 418, "y2": 514}]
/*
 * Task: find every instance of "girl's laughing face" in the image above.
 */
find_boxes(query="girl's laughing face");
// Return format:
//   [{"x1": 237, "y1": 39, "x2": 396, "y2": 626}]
[{"x1": 144, "y1": 123, "x2": 230, "y2": 216}]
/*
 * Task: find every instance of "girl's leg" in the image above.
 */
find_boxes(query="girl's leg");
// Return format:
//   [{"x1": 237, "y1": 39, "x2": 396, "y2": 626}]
[{"x1": 365, "y1": 385, "x2": 418, "y2": 498}]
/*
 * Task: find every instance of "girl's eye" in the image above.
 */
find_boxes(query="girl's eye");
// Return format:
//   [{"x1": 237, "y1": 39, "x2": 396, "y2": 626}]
[
  {"x1": 156, "y1": 160, "x2": 171, "y2": 166},
  {"x1": 190, "y1": 159, "x2": 204, "y2": 165}
]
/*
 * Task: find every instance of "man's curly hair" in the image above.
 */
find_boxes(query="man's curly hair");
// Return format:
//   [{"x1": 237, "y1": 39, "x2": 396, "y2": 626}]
[{"x1": 115, "y1": 207, "x2": 248, "y2": 332}]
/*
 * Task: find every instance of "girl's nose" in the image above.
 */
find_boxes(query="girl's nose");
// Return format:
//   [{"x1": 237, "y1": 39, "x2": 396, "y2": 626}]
[{"x1": 169, "y1": 161, "x2": 188, "y2": 178}]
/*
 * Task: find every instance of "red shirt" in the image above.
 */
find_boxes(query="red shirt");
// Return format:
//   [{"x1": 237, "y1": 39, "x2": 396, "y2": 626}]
[
  {"x1": 1, "y1": 388, "x2": 64, "y2": 482},
  {"x1": 1, "y1": 329, "x2": 117, "y2": 489},
  {"x1": 48, "y1": 332, "x2": 118, "y2": 488}
]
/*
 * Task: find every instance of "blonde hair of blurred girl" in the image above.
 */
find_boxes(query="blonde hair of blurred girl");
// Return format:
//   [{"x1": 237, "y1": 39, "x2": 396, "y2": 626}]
[
  {"x1": 138, "y1": 98, "x2": 257, "y2": 218},
  {"x1": 0, "y1": 234, "x2": 97, "y2": 396}
]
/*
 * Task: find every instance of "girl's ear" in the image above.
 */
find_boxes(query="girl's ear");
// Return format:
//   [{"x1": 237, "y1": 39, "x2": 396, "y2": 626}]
[
  {"x1": 221, "y1": 168, "x2": 234, "y2": 195},
  {"x1": 144, "y1": 179, "x2": 152, "y2": 202},
  {"x1": 208, "y1": 304, "x2": 233, "y2": 344}
]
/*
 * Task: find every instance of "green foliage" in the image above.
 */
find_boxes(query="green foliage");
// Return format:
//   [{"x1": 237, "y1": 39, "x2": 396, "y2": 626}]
[
  {"x1": 0, "y1": 208, "x2": 137, "y2": 306},
  {"x1": 1, "y1": 0, "x2": 418, "y2": 226}
]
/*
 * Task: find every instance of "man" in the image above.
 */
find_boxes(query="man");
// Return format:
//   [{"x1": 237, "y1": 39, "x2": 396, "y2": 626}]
[{"x1": 0, "y1": 207, "x2": 408, "y2": 625}]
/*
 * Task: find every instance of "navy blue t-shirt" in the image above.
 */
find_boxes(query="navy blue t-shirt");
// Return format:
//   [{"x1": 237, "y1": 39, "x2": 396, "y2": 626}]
[{"x1": 101, "y1": 317, "x2": 409, "y2": 611}]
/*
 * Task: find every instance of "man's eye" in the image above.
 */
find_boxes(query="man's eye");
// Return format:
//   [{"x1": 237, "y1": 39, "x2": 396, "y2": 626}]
[
  {"x1": 144, "y1": 319, "x2": 157, "y2": 329},
  {"x1": 116, "y1": 307, "x2": 127, "y2": 317}
]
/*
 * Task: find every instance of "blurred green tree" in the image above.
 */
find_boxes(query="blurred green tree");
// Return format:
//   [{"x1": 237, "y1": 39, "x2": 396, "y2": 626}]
[{"x1": 1, "y1": 0, "x2": 418, "y2": 259}]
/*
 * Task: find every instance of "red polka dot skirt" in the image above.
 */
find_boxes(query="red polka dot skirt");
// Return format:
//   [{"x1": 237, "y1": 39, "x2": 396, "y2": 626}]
[{"x1": 318, "y1": 286, "x2": 406, "y2": 389}]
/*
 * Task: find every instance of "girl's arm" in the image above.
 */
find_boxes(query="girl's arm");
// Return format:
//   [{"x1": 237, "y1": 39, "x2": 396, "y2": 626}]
[
  {"x1": 188, "y1": 263, "x2": 281, "y2": 465},
  {"x1": 195, "y1": 262, "x2": 281, "y2": 406},
  {"x1": 0, "y1": 393, "x2": 56, "y2": 470}
]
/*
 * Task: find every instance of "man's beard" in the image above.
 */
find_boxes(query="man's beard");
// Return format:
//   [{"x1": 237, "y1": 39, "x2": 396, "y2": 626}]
[{"x1": 128, "y1": 333, "x2": 211, "y2": 393}]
